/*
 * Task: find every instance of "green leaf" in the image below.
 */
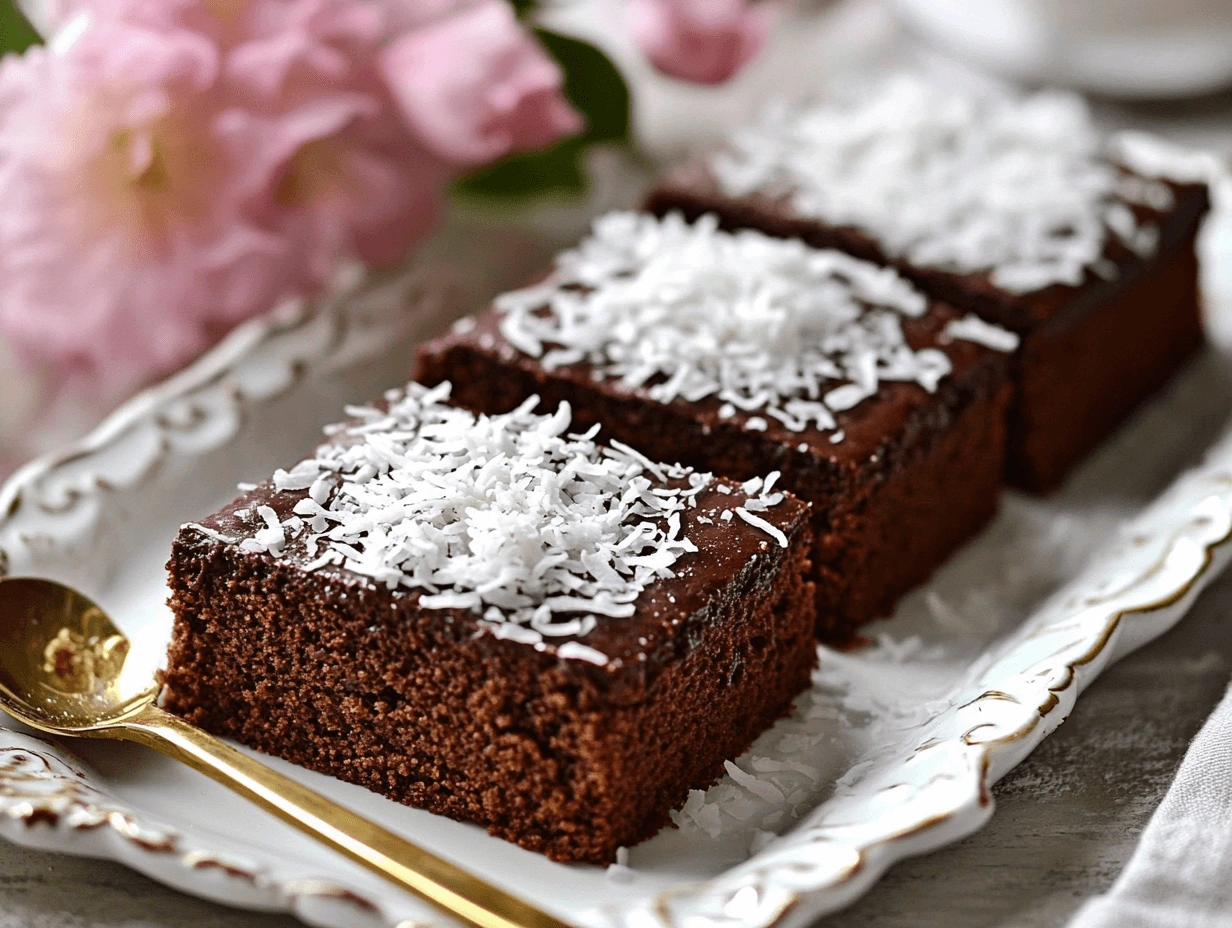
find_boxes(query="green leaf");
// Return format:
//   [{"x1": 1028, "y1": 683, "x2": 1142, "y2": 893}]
[
  {"x1": 453, "y1": 28, "x2": 631, "y2": 202},
  {"x1": 536, "y1": 28, "x2": 630, "y2": 146},
  {"x1": 455, "y1": 137, "x2": 588, "y2": 199},
  {"x1": 0, "y1": 0, "x2": 40, "y2": 55}
]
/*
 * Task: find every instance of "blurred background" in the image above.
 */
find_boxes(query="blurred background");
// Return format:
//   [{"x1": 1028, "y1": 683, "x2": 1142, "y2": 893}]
[{"x1": 1, "y1": 0, "x2": 1230, "y2": 479}]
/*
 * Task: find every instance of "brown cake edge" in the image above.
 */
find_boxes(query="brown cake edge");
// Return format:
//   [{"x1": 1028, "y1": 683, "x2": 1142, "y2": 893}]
[
  {"x1": 814, "y1": 376, "x2": 1011, "y2": 634},
  {"x1": 415, "y1": 322, "x2": 1010, "y2": 641},
  {"x1": 1007, "y1": 229, "x2": 1204, "y2": 492},
  {"x1": 161, "y1": 515, "x2": 817, "y2": 864},
  {"x1": 645, "y1": 165, "x2": 1210, "y2": 494}
]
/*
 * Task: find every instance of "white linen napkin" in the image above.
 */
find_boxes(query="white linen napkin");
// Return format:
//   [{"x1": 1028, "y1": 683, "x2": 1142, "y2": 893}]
[{"x1": 1069, "y1": 679, "x2": 1232, "y2": 928}]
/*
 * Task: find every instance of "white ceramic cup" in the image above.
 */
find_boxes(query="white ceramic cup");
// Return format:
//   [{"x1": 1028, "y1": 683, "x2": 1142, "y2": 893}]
[{"x1": 891, "y1": 0, "x2": 1232, "y2": 98}]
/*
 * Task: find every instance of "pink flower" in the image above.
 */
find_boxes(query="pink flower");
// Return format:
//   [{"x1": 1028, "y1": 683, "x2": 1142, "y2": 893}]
[
  {"x1": 219, "y1": 0, "x2": 453, "y2": 276},
  {"x1": 0, "y1": 0, "x2": 576, "y2": 393},
  {"x1": 0, "y1": 14, "x2": 290, "y2": 389},
  {"x1": 379, "y1": 0, "x2": 584, "y2": 166},
  {"x1": 629, "y1": 0, "x2": 773, "y2": 85}
]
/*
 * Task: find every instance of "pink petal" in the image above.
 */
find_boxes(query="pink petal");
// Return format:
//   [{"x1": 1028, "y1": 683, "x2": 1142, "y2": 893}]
[
  {"x1": 380, "y1": 0, "x2": 583, "y2": 166},
  {"x1": 629, "y1": 0, "x2": 774, "y2": 85},
  {"x1": 0, "y1": 0, "x2": 455, "y2": 392}
]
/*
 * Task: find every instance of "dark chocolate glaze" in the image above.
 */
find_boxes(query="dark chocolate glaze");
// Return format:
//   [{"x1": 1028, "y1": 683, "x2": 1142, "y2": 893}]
[
  {"x1": 165, "y1": 469, "x2": 817, "y2": 863},
  {"x1": 416, "y1": 288, "x2": 1012, "y2": 637},
  {"x1": 417, "y1": 298, "x2": 1009, "y2": 512},
  {"x1": 644, "y1": 157, "x2": 1211, "y2": 337},
  {"x1": 178, "y1": 462, "x2": 811, "y2": 702}
]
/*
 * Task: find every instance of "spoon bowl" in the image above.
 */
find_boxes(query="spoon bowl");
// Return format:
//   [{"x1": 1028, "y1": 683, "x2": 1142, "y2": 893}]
[
  {"x1": 0, "y1": 576, "x2": 565, "y2": 928},
  {"x1": 0, "y1": 578, "x2": 157, "y2": 733}
]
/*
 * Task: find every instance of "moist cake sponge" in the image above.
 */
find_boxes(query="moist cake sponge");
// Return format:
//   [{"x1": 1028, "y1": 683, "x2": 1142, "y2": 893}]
[
  {"x1": 644, "y1": 78, "x2": 1210, "y2": 491},
  {"x1": 417, "y1": 213, "x2": 1015, "y2": 640},
  {"x1": 162, "y1": 383, "x2": 816, "y2": 864}
]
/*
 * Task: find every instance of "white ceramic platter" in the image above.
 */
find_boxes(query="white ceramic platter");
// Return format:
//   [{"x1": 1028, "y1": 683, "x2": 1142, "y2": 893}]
[{"x1": 3, "y1": 176, "x2": 1232, "y2": 928}]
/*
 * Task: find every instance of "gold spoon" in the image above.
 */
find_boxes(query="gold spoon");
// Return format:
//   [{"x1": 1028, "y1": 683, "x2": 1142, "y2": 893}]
[{"x1": 0, "y1": 577, "x2": 568, "y2": 928}]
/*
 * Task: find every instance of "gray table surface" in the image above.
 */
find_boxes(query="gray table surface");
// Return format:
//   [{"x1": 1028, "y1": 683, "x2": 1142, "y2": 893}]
[{"x1": 5, "y1": 8, "x2": 1232, "y2": 927}]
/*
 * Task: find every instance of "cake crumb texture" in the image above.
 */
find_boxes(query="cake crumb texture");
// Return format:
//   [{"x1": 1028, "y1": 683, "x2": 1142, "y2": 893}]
[{"x1": 163, "y1": 509, "x2": 816, "y2": 864}]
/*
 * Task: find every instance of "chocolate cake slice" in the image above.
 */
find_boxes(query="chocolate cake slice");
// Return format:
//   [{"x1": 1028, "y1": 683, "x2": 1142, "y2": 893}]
[
  {"x1": 644, "y1": 78, "x2": 1211, "y2": 492},
  {"x1": 416, "y1": 213, "x2": 1015, "y2": 640},
  {"x1": 162, "y1": 382, "x2": 816, "y2": 864}
]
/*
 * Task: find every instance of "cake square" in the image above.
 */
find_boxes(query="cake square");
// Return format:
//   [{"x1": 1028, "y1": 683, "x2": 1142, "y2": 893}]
[
  {"x1": 162, "y1": 382, "x2": 816, "y2": 864},
  {"x1": 644, "y1": 78, "x2": 1211, "y2": 491},
  {"x1": 415, "y1": 212, "x2": 1015, "y2": 640}
]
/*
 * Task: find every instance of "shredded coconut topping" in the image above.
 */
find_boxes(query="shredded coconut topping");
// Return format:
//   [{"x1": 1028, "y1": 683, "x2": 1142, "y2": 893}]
[
  {"x1": 214, "y1": 383, "x2": 787, "y2": 658},
  {"x1": 711, "y1": 76, "x2": 1173, "y2": 294},
  {"x1": 495, "y1": 212, "x2": 982, "y2": 434},
  {"x1": 943, "y1": 314, "x2": 1021, "y2": 353}
]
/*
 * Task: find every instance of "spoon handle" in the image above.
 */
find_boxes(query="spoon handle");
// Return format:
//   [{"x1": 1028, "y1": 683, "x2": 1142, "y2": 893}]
[{"x1": 108, "y1": 703, "x2": 569, "y2": 928}]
